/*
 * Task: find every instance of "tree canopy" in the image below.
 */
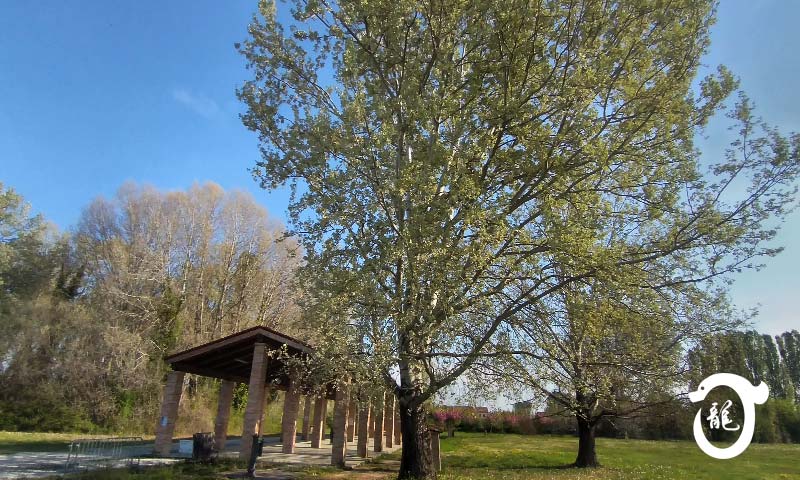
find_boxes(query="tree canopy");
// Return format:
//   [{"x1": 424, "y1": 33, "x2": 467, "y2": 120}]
[{"x1": 238, "y1": 0, "x2": 799, "y2": 476}]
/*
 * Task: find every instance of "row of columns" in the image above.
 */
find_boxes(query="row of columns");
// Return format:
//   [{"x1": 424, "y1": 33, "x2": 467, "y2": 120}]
[
  {"x1": 294, "y1": 387, "x2": 402, "y2": 467},
  {"x1": 153, "y1": 342, "x2": 402, "y2": 469}
]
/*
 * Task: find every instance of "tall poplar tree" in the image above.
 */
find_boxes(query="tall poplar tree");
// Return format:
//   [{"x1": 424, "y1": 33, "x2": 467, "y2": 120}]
[{"x1": 238, "y1": 0, "x2": 799, "y2": 476}]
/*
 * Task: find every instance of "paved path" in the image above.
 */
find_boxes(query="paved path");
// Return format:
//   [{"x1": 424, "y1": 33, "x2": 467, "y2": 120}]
[
  {"x1": 254, "y1": 436, "x2": 400, "y2": 467},
  {"x1": 0, "y1": 451, "x2": 180, "y2": 479},
  {"x1": 0, "y1": 435, "x2": 400, "y2": 478}
]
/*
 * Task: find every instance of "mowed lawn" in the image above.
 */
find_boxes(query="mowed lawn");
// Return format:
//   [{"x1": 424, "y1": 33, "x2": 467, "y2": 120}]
[
  {"x1": 2, "y1": 431, "x2": 798, "y2": 479},
  {"x1": 436, "y1": 433, "x2": 800, "y2": 480}
]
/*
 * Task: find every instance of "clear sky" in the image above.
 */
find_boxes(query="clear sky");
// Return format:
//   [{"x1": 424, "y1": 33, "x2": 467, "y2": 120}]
[{"x1": 0, "y1": 1, "x2": 797, "y2": 335}]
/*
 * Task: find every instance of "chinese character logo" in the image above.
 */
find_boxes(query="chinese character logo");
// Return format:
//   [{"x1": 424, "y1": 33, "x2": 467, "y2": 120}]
[
  {"x1": 706, "y1": 399, "x2": 739, "y2": 432},
  {"x1": 688, "y1": 373, "x2": 769, "y2": 460}
]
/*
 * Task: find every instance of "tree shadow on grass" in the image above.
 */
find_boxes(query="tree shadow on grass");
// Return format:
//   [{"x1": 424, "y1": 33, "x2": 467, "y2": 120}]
[{"x1": 443, "y1": 460, "x2": 581, "y2": 471}]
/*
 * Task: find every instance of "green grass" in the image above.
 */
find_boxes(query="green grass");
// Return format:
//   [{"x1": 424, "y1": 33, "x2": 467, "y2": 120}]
[
  {"x1": 7, "y1": 432, "x2": 798, "y2": 479},
  {"x1": 436, "y1": 433, "x2": 800, "y2": 480}
]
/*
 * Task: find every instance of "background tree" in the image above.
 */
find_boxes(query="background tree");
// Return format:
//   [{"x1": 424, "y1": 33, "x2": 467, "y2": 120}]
[
  {"x1": 688, "y1": 329, "x2": 800, "y2": 443},
  {"x1": 463, "y1": 230, "x2": 740, "y2": 466},
  {"x1": 0, "y1": 183, "x2": 101, "y2": 430},
  {"x1": 777, "y1": 331, "x2": 800, "y2": 402},
  {"x1": 0, "y1": 182, "x2": 302, "y2": 432}
]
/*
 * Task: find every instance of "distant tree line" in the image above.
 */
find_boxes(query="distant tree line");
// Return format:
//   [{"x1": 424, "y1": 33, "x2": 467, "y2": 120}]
[
  {"x1": 0, "y1": 182, "x2": 301, "y2": 433},
  {"x1": 688, "y1": 330, "x2": 800, "y2": 403},
  {"x1": 502, "y1": 329, "x2": 800, "y2": 443},
  {"x1": 686, "y1": 330, "x2": 800, "y2": 443}
]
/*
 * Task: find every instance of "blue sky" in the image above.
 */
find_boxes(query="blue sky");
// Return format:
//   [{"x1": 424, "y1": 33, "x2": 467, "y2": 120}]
[{"x1": 0, "y1": 1, "x2": 797, "y2": 335}]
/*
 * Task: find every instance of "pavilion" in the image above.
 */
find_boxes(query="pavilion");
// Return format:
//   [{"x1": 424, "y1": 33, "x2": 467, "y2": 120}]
[{"x1": 153, "y1": 326, "x2": 401, "y2": 467}]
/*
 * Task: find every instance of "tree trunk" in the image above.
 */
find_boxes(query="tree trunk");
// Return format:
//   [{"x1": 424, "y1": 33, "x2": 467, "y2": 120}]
[
  {"x1": 574, "y1": 416, "x2": 599, "y2": 468},
  {"x1": 398, "y1": 397, "x2": 435, "y2": 480}
]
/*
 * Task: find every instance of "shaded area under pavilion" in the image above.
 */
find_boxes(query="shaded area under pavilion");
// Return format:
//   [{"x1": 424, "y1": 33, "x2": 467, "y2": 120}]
[{"x1": 153, "y1": 326, "x2": 402, "y2": 467}]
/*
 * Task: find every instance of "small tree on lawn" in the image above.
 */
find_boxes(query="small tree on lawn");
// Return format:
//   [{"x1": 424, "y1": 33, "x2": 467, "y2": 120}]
[{"x1": 471, "y1": 100, "x2": 800, "y2": 467}]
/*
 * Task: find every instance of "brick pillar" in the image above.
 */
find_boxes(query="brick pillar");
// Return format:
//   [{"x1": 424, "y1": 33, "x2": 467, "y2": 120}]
[
  {"x1": 350, "y1": 404, "x2": 357, "y2": 440},
  {"x1": 368, "y1": 409, "x2": 375, "y2": 437},
  {"x1": 331, "y1": 387, "x2": 349, "y2": 467},
  {"x1": 346, "y1": 399, "x2": 357, "y2": 442},
  {"x1": 281, "y1": 382, "x2": 301, "y2": 453},
  {"x1": 373, "y1": 392, "x2": 384, "y2": 452},
  {"x1": 310, "y1": 397, "x2": 327, "y2": 448},
  {"x1": 239, "y1": 343, "x2": 268, "y2": 459},
  {"x1": 301, "y1": 396, "x2": 312, "y2": 441},
  {"x1": 384, "y1": 394, "x2": 395, "y2": 448},
  {"x1": 213, "y1": 380, "x2": 236, "y2": 452},
  {"x1": 394, "y1": 403, "x2": 401, "y2": 445},
  {"x1": 256, "y1": 385, "x2": 271, "y2": 436},
  {"x1": 154, "y1": 370, "x2": 185, "y2": 456},
  {"x1": 356, "y1": 401, "x2": 371, "y2": 457}
]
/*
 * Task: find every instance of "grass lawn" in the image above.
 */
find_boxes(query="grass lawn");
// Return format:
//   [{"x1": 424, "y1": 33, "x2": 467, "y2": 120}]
[
  {"x1": 0, "y1": 431, "x2": 110, "y2": 454},
  {"x1": 435, "y1": 433, "x2": 800, "y2": 480},
  {"x1": 12, "y1": 432, "x2": 799, "y2": 479}
]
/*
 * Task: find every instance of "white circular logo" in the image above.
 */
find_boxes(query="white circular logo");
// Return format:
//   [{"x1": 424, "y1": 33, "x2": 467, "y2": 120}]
[{"x1": 688, "y1": 373, "x2": 769, "y2": 459}]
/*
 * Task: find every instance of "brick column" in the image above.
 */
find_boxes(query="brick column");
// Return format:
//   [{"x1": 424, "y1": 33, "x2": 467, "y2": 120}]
[
  {"x1": 213, "y1": 380, "x2": 236, "y2": 452},
  {"x1": 373, "y1": 392, "x2": 384, "y2": 452},
  {"x1": 331, "y1": 387, "x2": 349, "y2": 467},
  {"x1": 346, "y1": 399, "x2": 357, "y2": 442},
  {"x1": 256, "y1": 385, "x2": 270, "y2": 436},
  {"x1": 154, "y1": 370, "x2": 185, "y2": 456},
  {"x1": 394, "y1": 404, "x2": 401, "y2": 445},
  {"x1": 368, "y1": 409, "x2": 375, "y2": 437},
  {"x1": 281, "y1": 382, "x2": 301, "y2": 453},
  {"x1": 356, "y1": 401, "x2": 371, "y2": 457},
  {"x1": 310, "y1": 397, "x2": 328, "y2": 448},
  {"x1": 301, "y1": 396, "x2": 313, "y2": 441},
  {"x1": 384, "y1": 394, "x2": 395, "y2": 448},
  {"x1": 239, "y1": 343, "x2": 268, "y2": 459}
]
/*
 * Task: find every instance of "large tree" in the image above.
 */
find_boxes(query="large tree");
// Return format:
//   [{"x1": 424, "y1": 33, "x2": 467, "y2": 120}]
[{"x1": 238, "y1": 0, "x2": 798, "y2": 477}]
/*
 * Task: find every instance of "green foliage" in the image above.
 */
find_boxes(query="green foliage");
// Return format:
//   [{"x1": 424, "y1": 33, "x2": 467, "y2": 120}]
[
  {"x1": 0, "y1": 183, "x2": 301, "y2": 435},
  {"x1": 239, "y1": 1, "x2": 799, "y2": 473},
  {"x1": 0, "y1": 182, "x2": 45, "y2": 288},
  {"x1": 774, "y1": 398, "x2": 800, "y2": 442},
  {"x1": 688, "y1": 330, "x2": 798, "y2": 404},
  {"x1": 0, "y1": 394, "x2": 96, "y2": 433},
  {"x1": 777, "y1": 331, "x2": 800, "y2": 401}
]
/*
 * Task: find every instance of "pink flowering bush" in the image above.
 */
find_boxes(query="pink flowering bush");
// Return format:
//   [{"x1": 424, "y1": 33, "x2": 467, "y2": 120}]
[
  {"x1": 433, "y1": 407, "x2": 546, "y2": 435},
  {"x1": 431, "y1": 408, "x2": 465, "y2": 436}
]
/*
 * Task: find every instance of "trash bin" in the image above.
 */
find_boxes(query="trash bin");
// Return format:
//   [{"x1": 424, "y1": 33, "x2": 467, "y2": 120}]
[{"x1": 192, "y1": 432, "x2": 215, "y2": 462}]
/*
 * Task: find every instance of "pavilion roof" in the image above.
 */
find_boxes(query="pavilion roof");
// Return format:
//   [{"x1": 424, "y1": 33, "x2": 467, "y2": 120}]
[{"x1": 164, "y1": 326, "x2": 314, "y2": 391}]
